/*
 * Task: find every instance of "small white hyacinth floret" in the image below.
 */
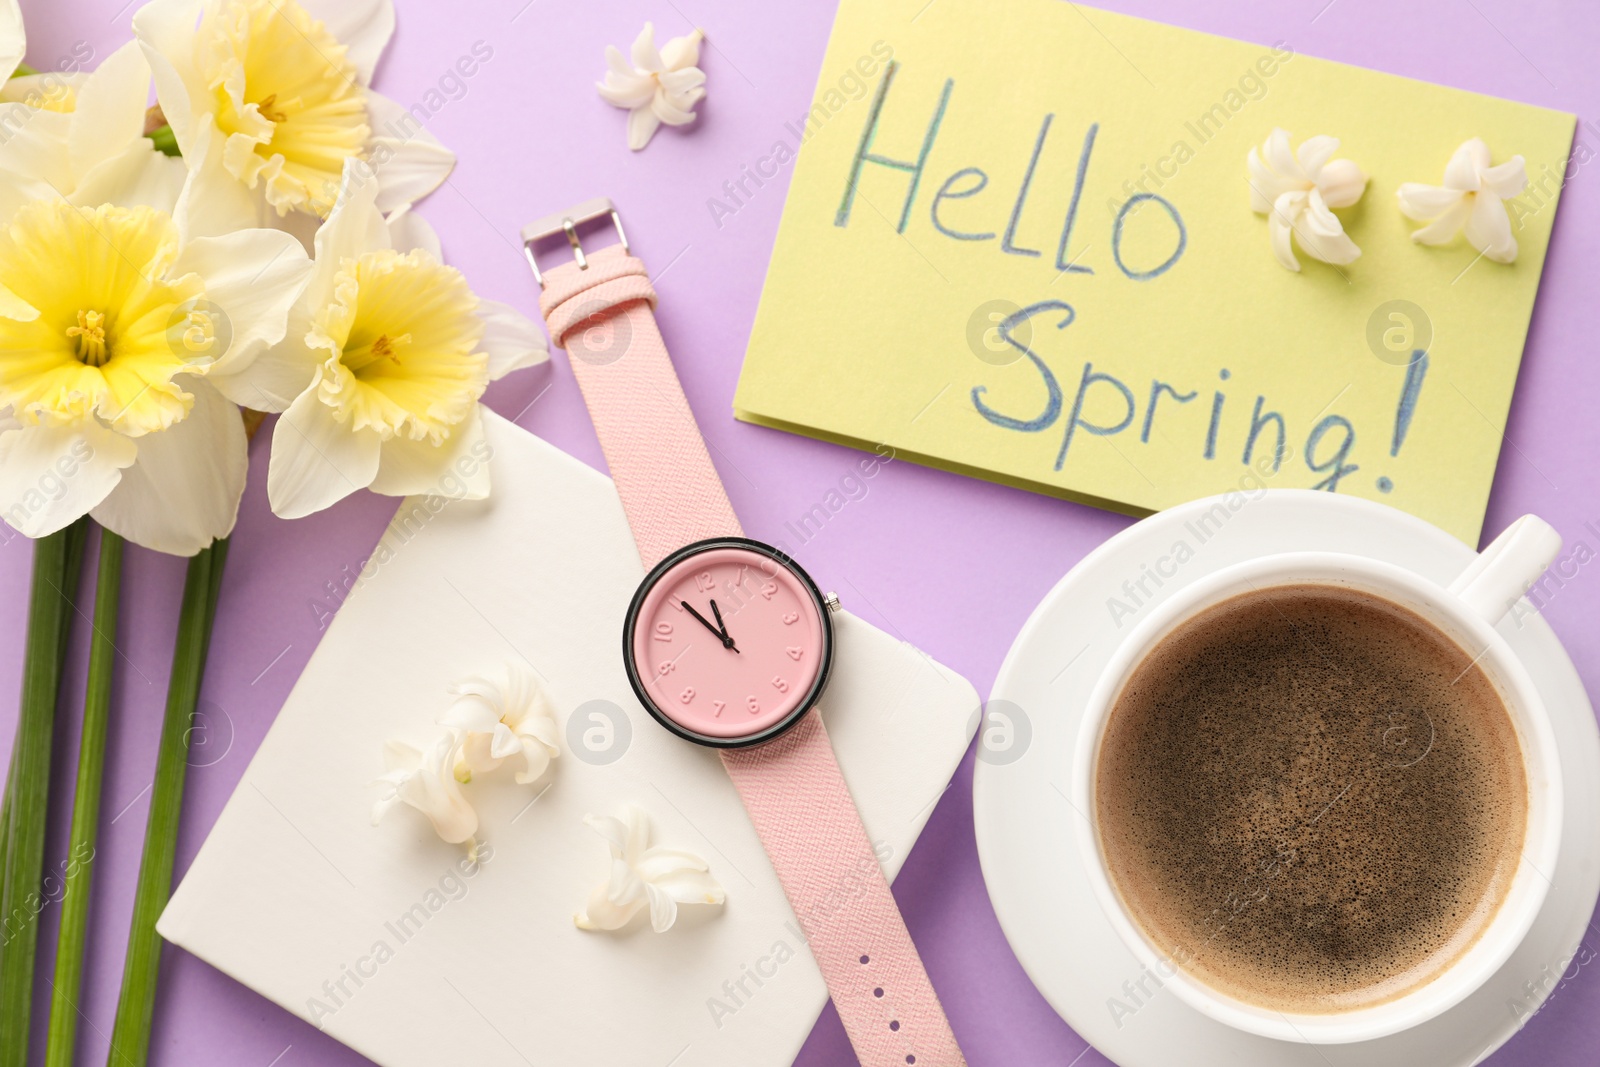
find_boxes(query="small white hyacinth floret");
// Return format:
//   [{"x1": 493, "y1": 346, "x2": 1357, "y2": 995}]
[
  {"x1": 440, "y1": 663, "x2": 560, "y2": 786},
  {"x1": 574, "y1": 804, "x2": 725, "y2": 933},
  {"x1": 1396, "y1": 138, "x2": 1527, "y2": 264},
  {"x1": 596, "y1": 23, "x2": 707, "y2": 150},
  {"x1": 373, "y1": 664, "x2": 560, "y2": 857},
  {"x1": 1247, "y1": 128, "x2": 1368, "y2": 272}
]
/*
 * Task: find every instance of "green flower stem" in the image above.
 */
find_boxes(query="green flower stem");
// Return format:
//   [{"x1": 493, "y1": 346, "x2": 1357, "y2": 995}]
[
  {"x1": 107, "y1": 538, "x2": 229, "y2": 1067},
  {"x1": 10, "y1": 62, "x2": 36, "y2": 78},
  {"x1": 145, "y1": 125, "x2": 180, "y2": 158},
  {"x1": 44, "y1": 530, "x2": 123, "y2": 1067},
  {"x1": 0, "y1": 518, "x2": 88, "y2": 1067}
]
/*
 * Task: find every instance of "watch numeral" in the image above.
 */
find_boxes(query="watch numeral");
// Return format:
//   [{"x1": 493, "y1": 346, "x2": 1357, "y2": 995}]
[
  {"x1": 771, "y1": 676, "x2": 789, "y2": 693},
  {"x1": 653, "y1": 621, "x2": 673, "y2": 642},
  {"x1": 695, "y1": 571, "x2": 716, "y2": 592},
  {"x1": 712, "y1": 700, "x2": 726, "y2": 717},
  {"x1": 759, "y1": 582, "x2": 777, "y2": 600},
  {"x1": 746, "y1": 696, "x2": 761, "y2": 715},
  {"x1": 785, "y1": 646, "x2": 804, "y2": 661},
  {"x1": 657, "y1": 660, "x2": 675, "y2": 676},
  {"x1": 781, "y1": 611, "x2": 799, "y2": 625},
  {"x1": 679, "y1": 687, "x2": 695, "y2": 704}
]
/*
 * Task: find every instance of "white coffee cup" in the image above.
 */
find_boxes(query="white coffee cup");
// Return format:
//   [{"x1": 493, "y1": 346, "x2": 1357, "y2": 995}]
[{"x1": 1071, "y1": 514, "x2": 1564, "y2": 1044}]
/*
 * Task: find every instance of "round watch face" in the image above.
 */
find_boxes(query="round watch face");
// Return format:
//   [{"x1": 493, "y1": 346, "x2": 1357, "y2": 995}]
[{"x1": 624, "y1": 538, "x2": 833, "y2": 747}]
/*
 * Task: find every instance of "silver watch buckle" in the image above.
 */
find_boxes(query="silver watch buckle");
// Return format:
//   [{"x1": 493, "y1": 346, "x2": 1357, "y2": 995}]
[{"x1": 520, "y1": 197, "x2": 630, "y2": 288}]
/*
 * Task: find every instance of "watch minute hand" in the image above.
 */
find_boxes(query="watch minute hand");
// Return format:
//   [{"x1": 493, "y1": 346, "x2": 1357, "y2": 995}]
[{"x1": 681, "y1": 600, "x2": 739, "y2": 652}]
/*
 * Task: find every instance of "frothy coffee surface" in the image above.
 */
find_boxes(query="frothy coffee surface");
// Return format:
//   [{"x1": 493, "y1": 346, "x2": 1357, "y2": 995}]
[{"x1": 1096, "y1": 584, "x2": 1527, "y2": 1014}]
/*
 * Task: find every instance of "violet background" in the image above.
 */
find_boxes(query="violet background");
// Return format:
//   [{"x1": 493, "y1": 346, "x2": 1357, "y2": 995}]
[{"x1": 4, "y1": 0, "x2": 1598, "y2": 1064}]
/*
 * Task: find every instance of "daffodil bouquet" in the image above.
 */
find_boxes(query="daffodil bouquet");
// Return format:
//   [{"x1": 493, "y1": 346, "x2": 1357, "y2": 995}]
[{"x1": 0, "y1": 1, "x2": 546, "y2": 1063}]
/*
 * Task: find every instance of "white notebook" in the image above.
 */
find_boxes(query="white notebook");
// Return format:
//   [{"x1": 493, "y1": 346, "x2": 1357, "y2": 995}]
[{"x1": 159, "y1": 410, "x2": 978, "y2": 1067}]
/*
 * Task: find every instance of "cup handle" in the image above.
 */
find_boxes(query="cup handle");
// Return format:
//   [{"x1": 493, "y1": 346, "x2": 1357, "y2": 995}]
[{"x1": 1446, "y1": 515, "x2": 1562, "y2": 626}]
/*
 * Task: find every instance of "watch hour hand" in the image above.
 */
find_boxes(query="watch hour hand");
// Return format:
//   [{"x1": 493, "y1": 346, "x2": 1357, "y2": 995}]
[
  {"x1": 681, "y1": 600, "x2": 739, "y2": 652},
  {"x1": 711, "y1": 599, "x2": 740, "y2": 654}
]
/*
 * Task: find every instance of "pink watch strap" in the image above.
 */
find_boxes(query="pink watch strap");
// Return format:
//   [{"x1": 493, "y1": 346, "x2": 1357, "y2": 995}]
[
  {"x1": 539, "y1": 244, "x2": 740, "y2": 570},
  {"x1": 722, "y1": 715, "x2": 966, "y2": 1067},
  {"x1": 537, "y1": 237, "x2": 964, "y2": 1067}
]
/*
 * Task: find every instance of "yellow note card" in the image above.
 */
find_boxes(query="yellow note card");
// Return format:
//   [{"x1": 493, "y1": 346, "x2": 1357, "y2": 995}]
[{"x1": 733, "y1": 0, "x2": 1575, "y2": 545}]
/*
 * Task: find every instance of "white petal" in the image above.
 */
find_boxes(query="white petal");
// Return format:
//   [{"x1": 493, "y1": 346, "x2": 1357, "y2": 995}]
[
  {"x1": 512, "y1": 744, "x2": 551, "y2": 785},
  {"x1": 173, "y1": 118, "x2": 267, "y2": 240},
  {"x1": 574, "y1": 884, "x2": 642, "y2": 931},
  {"x1": 1301, "y1": 188, "x2": 1342, "y2": 236},
  {"x1": 171, "y1": 228, "x2": 313, "y2": 377},
  {"x1": 652, "y1": 88, "x2": 702, "y2": 127},
  {"x1": 302, "y1": 158, "x2": 390, "y2": 314},
  {"x1": 1464, "y1": 191, "x2": 1517, "y2": 263},
  {"x1": 583, "y1": 813, "x2": 630, "y2": 855},
  {"x1": 488, "y1": 722, "x2": 521, "y2": 760},
  {"x1": 401, "y1": 733, "x2": 478, "y2": 843},
  {"x1": 89, "y1": 379, "x2": 244, "y2": 555},
  {"x1": 659, "y1": 29, "x2": 703, "y2": 71},
  {"x1": 299, "y1": 0, "x2": 394, "y2": 86},
  {"x1": 635, "y1": 847, "x2": 709, "y2": 880},
  {"x1": 1263, "y1": 128, "x2": 1305, "y2": 183},
  {"x1": 0, "y1": 103, "x2": 73, "y2": 193},
  {"x1": 476, "y1": 299, "x2": 548, "y2": 380},
  {"x1": 621, "y1": 804, "x2": 650, "y2": 860},
  {"x1": 133, "y1": 0, "x2": 206, "y2": 153},
  {"x1": 645, "y1": 883, "x2": 678, "y2": 933},
  {"x1": 597, "y1": 49, "x2": 656, "y2": 109},
  {"x1": 441, "y1": 692, "x2": 503, "y2": 734},
  {"x1": 68, "y1": 40, "x2": 151, "y2": 180},
  {"x1": 1408, "y1": 195, "x2": 1472, "y2": 245},
  {"x1": 368, "y1": 404, "x2": 490, "y2": 499},
  {"x1": 1296, "y1": 220, "x2": 1361, "y2": 266},
  {"x1": 0, "y1": 421, "x2": 135, "y2": 539},
  {"x1": 1444, "y1": 139, "x2": 1486, "y2": 191},
  {"x1": 1315, "y1": 158, "x2": 1367, "y2": 209},
  {"x1": 69, "y1": 141, "x2": 187, "y2": 214},
  {"x1": 597, "y1": 72, "x2": 655, "y2": 111},
  {"x1": 0, "y1": 0, "x2": 23, "y2": 82},
  {"x1": 267, "y1": 383, "x2": 381, "y2": 518},
  {"x1": 1294, "y1": 135, "x2": 1340, "y2": 180},
  {"x1": 1480, "y1": 155, "x2": 1527, "y2": 199},
  {"x1": 649, "y1": 866, "x2": 725, "y2": 906},
  {"x1": 1268, "y1": 194, "x2": 1302, "y2": 272},
  {"x1": 384, "y1": 204, "x2": 442, "y2": 260},
  {"x1": 658, "y1": 67, "x2": 706, "y2": 96},
  {"x1": 1246, "y1": 146, "x2": 1292, "y2": 213},
  {"x1": 364, "y1": 90, "x2": 456, "y2": 214},
  {"x1": 626, "y1": 106, "x2": 662, "y2": 151},
  {"x1": 0, "y1": 71, "x2": 87, "y2": 109},
  {"x1": 208, "y1": 304, "x2": 319, "y2": 413},
  {"x1": 1396, "y1": 182, "x2": 1465, "y2": 221},
  {"x1": 630, "y1": 23, "x2": 664, "y2": 74}
]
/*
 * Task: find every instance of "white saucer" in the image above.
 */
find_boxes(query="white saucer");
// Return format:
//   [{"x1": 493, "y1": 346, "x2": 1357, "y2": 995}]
[{"x1": 973, "y1": 490, "x2": 1600, "y2": 1066}]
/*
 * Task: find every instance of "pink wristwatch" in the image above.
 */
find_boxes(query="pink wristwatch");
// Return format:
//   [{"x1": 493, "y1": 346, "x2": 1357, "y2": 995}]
[{"x1": 523, "y1": 200, "x2": 965, "y2": 1067}]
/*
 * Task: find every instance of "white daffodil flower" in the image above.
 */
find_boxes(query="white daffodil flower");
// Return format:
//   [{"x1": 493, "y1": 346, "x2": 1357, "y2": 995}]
[
  {"x1": 261, "y1": 158, "x2": 546, "y2": 519},
  {"x1": 1397, "y1": 138, "x2": 1527, "y2": 265},
  {"x1": 574, "y1": 805, "x2": 725, "y2": 934},
  {"x1": 0, "y1": 41, "x2": 186, "y2": 226},
  {"x1": 597, "y1": 23, "x2": 706, "y2": 151},
  {"x1": 0, "y1": 132, "x2": 311, "y2": 555},
  {"x1": 371, "y1": 732, "x2": 479, "y2": 849},
  {"x1": 440, "y1": 664, "x2": 560, "y2": 786},
  {"x1": 134, "y1": 0, "x2": 454, "y2": 230},
  {"x1": 1247, "y1": 128, "x2": 1368, "y2": 272}
]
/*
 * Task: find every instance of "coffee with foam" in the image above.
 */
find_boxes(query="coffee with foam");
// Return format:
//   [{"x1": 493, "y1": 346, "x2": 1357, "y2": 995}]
[{"x1": 1095, "y1": 584, "x2": 1528, "y2": 1013}]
